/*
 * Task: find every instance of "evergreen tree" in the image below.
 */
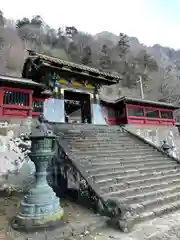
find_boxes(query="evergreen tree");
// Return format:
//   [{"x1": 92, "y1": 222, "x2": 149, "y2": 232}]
[
  {"x1": 81, "y1": 46, "x2": 92, "y2": 65},
  {"x1": 135, "y1": 49, "x2": 158, "y2": 82},
  {"x1": 99, "y1": 44, "x2": 111, "y2": 70},
  {"x1": 117, "y1": 33, "x2": 130, "y2": 57}
]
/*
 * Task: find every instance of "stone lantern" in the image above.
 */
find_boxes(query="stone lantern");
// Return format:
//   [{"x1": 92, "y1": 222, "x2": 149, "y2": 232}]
[{"x1": 11, "y1": 122, "x2": 64, "y2": 231}]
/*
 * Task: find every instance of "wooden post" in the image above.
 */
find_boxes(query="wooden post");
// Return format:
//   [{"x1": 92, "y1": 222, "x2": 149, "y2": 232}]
[
  {"x1": 0, "y1": 87, "x2": 4, "y2": 117},
  {"x1": 29, "y1": 90, "x2": 33, "y2": 117}
]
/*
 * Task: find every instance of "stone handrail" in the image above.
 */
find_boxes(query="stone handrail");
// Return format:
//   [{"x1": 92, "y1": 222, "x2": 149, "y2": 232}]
[{"x1": 122, "y1": 127, "x2": 180, "y2": 164}]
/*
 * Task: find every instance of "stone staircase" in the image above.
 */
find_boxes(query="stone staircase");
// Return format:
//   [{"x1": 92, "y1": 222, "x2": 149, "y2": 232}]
[{"x1": 53, "y1": 123, "x2": 180, "y2": 232}]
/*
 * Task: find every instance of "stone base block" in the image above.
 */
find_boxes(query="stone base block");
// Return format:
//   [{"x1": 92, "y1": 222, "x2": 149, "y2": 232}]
[
  {"x1": 11, "y1": 209, "x2": 64, "y2": 232},
  {"x1": 0, "y1": 127, "x2": 8, "y2": 136}
]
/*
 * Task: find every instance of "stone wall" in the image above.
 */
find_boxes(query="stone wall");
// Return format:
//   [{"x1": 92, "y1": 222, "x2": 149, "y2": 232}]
[{"x1": 125, "y1": 124, "x2": 180, "y2": 158}]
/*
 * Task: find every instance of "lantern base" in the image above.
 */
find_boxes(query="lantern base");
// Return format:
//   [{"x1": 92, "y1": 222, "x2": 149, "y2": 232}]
[{"x1": 11, "y1": 209, "x2": 64, "y2": 232}]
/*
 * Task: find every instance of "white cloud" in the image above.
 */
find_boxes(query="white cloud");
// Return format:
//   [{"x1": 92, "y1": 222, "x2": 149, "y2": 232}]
[{"x1": 1, "y1": 0, "x2": 180, "y2": 49}]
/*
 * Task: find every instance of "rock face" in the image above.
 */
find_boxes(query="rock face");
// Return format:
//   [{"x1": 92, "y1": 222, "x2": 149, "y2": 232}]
[{"x1": 0, "y1": 121, "x2": 34, "y2": 190}]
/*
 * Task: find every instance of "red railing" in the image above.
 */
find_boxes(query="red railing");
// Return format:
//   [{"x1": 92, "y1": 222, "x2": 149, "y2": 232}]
[
  {"x1": 0, "y1": 87, "x2": 46, "y2": 119},
  {"x1": 125, "y1": 104, "x2": 175, "y2": 125},
  {"x1": 1, "y1": 87, "x2": 32, "y2": 118},
  {"x1": 103, "y1": 104, "x2": 176, "y2": 126}
]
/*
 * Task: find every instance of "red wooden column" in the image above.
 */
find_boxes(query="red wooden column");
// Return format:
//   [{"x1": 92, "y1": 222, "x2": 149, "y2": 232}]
[{"x1": 0, "y1": 87, "x2": 4, "y2": 117}]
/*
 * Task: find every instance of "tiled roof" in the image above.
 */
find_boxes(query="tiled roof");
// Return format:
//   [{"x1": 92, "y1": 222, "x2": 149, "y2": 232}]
[
  {"x1": 122, "y1": 97, "x2": 179, "y2": 109},
  {"x1": 27, "y1": 50, "x2": 120, "y2": 82},
  {"x1": 100, "y1": 92, "x2": 179, "y2": 109},
  {"x1": 0, "y1": 74, "x2": 44, "y2": 87}
]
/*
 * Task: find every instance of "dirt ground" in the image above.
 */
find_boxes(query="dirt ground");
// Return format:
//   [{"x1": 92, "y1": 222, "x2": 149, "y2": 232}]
[
  {"x1": 1, "y1": 190, "x2": 180, "y2": 240},
  {"x1": 0, "y1": 191, "x2": 104, "y2": 240}
]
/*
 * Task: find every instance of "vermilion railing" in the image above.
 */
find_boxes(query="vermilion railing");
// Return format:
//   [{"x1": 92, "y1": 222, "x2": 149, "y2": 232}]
[
  {"x1": 0, "y1": 87, "x2": 46, "y2": 119},
  {"x1": 125, "y1": 104, "x2": 175, "y2": 125},
  {"x1": 0, "y1": 87, "x2": 32, "y2": 118},
  {"x1": 103, "y1": 103, "x2": 176, "y2": 126}
]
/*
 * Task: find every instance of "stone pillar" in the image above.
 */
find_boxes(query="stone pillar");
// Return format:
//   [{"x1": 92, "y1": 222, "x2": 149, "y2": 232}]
[
  {"x1": 95, "y1": 93, "x2": 100, "y2": 104},
  {"x1": 93, "y1": 86, "x2": 100, "y2": 105},
  {"x1": 53, "y1": 86, "x2": 59, "y2": 99},
  {"x1": 53, "y1": 86, "x2": 64, "y2": 99},
  {"x1": 60, "y1": 88, "x2": 64, "y2": 100},
  {"x1": 11, "y1": 127, "x2": 63, "y2": 232}
]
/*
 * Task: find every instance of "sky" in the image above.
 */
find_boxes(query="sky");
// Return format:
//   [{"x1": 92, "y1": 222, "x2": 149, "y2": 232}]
[{"x1": 1, "y1": 0, "x2": 180, "y2": 49}]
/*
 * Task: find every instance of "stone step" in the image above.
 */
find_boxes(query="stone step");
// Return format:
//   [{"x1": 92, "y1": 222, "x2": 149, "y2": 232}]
[
  {"x1": 66, "y1": 132, "x2": 129, "y2": 137},
  {"x1": 78, "y1": 155, "x2": 167, "y2": 164},
  {"x1": 96, "y1": 169, "x2": 180, "y2": 187},
  {"x1": 67, "y1": 139, "x2": 136, "y2": 145},
  {"x1": 77, "y1": 151, "x2": 161, "y2": 159},
  {"x1": 65, "y1": 130, "x2": 122, "y2": 134},
  {"x1": 71, "y1": 148, "x2": 158, "y2": 155},
  {"x1": 105, "y1": 178, "x2": 180, "y2": 199},
  {"x1": 100, "y1": 171, "x2": 180, "y2": 193},
  {"x1": 70, "y1": 144, "x2": 151, "y2": 152},
  {"x1": 72, "y1": 143, "x2": 152, "y2": 151},
  {"x1": 132, "y1": 199, "x2": 180, "y2": 225},
  {"x1": 70, "y1": 146, "x2": 152, "y2": 153},
  {"x1": 127, "y1": 187, "x2": 180, "y2": 215},
  {"x1": 65, "y1": 134, "x2": 124, "y2": 139},
  {"x1": 115, "y1": 192, "x2": 180, "y2": 228},
  {"x1": 78, "y1": 154, "x2": 168, "y2": 162},
  {"x1": 65, "y1": 132, "x2": 125, "y2": 136},
  {"x1": 67, "y1": 138, "x2": 142, "y2": 144},
  {"x1": 80, "y1": 157, "x2": 170, "y2": 167},
  {"x1": 67, "y1": 134, "x2": 142, "y2": 140},
  {"x1": 114, "y1": 148, "x2": 159, "y2": 153},
  {"x1": 71, "y1": 150, "x2": 162, "y2": 158},
  {"x1": 65, "y1": 135, "x2": 115, "y2": 139},
  {"x1": 62, "y1": 126, "x2": 122, "y2": 131},
  {"x1": 67, "y1": 138, "x2": 142, "y2": 145},
  {"x1": 70, "y1": 144, "x2": 156, "y2": 153},
  {"x1": 93, "y1": 164, "x2": 178, "y2": 182},
  {"x1": 70, "y1": 131, "x2": 125, "y2": 135},
  {"x1": 87, "y1": 160, "x2": 176, "y2": 174},
  {"x1": 66, "y1": 133, "x2": 125, "y2": 137}
]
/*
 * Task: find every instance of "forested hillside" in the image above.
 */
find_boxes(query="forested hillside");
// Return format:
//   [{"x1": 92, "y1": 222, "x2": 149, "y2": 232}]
[{"x1": 1, "y1": 11, "x2": 180, "y2": 109}]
